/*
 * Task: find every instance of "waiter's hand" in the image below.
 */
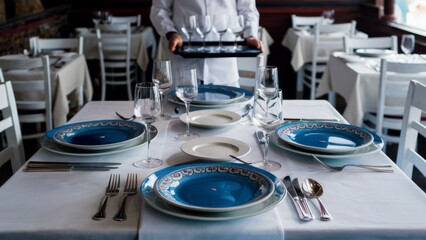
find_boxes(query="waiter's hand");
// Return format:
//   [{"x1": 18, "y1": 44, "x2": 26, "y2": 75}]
[
  {"x1": 246, "y1": 37, "x2": 264, "y2": 53},
  {"x1": 167, "y1": 32, "x2": 183, "y2": 52}
]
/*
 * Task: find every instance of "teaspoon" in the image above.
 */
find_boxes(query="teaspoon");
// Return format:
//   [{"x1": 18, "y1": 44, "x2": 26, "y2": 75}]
[{"x1": 301, "y1": 178, "x2": 332, "y2": 221}]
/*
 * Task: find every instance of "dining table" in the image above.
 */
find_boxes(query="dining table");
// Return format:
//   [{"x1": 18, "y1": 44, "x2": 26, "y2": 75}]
[
  {"x1": 1, "y1": 96, "x2": 425, "y2": 239},
  {"x1": 316, "y1": 52, "x2": 426, "y2": 126},
  {"x1": 0, "y1": 53, "x2": 93, "y2": 127},
  {"x1": 78, "y1": 26, "x2": 157, "y2": 72}
]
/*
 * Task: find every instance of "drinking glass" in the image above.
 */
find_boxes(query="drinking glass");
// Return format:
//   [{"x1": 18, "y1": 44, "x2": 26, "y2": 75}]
[
  {"x1": 251, "y1": 66, "x2": 281, "y2": 171},
  {"x1": 322, "y1": 10, "x2": 335, "y2": 24},
  {"x1": 175, "y1": 67, "x2": 199, "y2": 141},
  {"x1": 93, "y1": 11, "x2": 102, "y2": 24},
  {"x1": 229, "y1": 15, "x2": 245, "y2": 51},
  {"x1": 214, "y1": 15, "x2": 228, "y2": 52},
  {"x1": 152, "y1": 59, "x2": 173, "y2": 120},
  {"x1": 196, "y1": 15, "x2": 212, "y2": 52},
  {"x1": 133, "y1": 82, "x2": 163, "y2": 168},
  {"x1": 183, "y1": 15, "x2": 198, "y2": 52},
  {"x1": 401, "y1": 34, "x2": 415, "y2": 55}
]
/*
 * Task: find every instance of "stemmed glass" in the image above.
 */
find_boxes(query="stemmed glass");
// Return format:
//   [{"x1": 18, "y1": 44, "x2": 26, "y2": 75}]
[
  {"x1": 175, "y1": 67, "x2": 199, "y2": 141},
  {"x1": 214, "y1": 14, "x2": 228, "y2": 52},
  {"x1": 196, "y1": 15, "x2": 212, "y2": 52},
  {"x1": 251, "y1": 66, "x2": 282, "y2": 171},
  {"x1": 183, "y1": 15, "x2": 198, "y2": 52},
  {"x1": 152, "y1": 59, "x2": 173, "y2": 120},
  {"x1": 401, "y1": 34, "x2": 415, "y2": 55},
  {"x1": 133, "y1": 82, "x2": 163, "y2": 168},
  {"x1": 93, "y1": 11, "x2": 102, "y2": 25},
  {"x1": 322, "y1": 10, "x2": 335, "y2": 24},
  {"x1": 229, "y1": 15, "x2": 245, "y2": 51}
]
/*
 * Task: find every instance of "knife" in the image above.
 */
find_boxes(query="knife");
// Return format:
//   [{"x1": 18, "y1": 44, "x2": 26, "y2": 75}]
[
  {"x1": 27, "y1": 161, "x2": 121, "y2": 167},
  {"x1": 283, "y1": 176, "x2": 312, "y2": 221},
  {"x1": 292, "y1": 178, "x2": 315, "y2": 220},
  {"x1": 283, "y1": 118, "x2": 341, "y2": 122},
  {"x1": 25, "y1": 165, "x2": 118, "y2": 172},
  {"x1": 255, "y1": 130, "x2": 266, "y2": 157}
]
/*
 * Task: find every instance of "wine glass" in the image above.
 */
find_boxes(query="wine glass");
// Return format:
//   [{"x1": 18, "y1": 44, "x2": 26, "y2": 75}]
[
  {"x1": 401, "y1": 34, "x2": 415, "y2": 55},
  {"x1": 182, "y1": 15, "x2": 198, "y2": 52},
  {"x1": 251, "y1": 66, "x2": 281, "y2": 171},
  {"x1": 133, "y1": 82, "x2": 163, "y2": 168},
  {"x1": 196, "y1": 15, "x2": 212, "y2": 52},
  {"x1": 93, "y1": 11, "x2": 102, "y2": 25},
  {"x1": 175, "y1": 67, "x2": 199, "y2": 141},
  {"x1": 152, "y1": 59, "x2": 173, "y2": 120},
  {"x1": 322, "y1": 10, "x2": 335, "y2": 24},
  {"x1": 229, "y1": 15, "x2": 245, "y2": 51},
  {"x1": 214, "y1": 14, "x2": 228, "y2": 52}
]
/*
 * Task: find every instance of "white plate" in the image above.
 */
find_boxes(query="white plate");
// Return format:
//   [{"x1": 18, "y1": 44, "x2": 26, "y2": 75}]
[
  {"x1": 270, "y1": 132, "x2": 383, "y2": 159},
  {"x1": 140, "y1": 162, "x2": 286, "y2": 221},
  {"x1": 181, "y1": 137, "x2": 251, "y2": 161},
  {"x1": 335, "y1": 53, "x2": 364, "y2": 63},
  {"x1": 354, "y1": 49, "x2": 396, "y2": 58},
  {"x1": 179, "y1": 109, "x2": 241, "y2": 128}
]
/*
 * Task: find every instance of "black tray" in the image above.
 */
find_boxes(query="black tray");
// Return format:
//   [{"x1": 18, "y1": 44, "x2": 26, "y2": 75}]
[{"x1": 174, "y1": 41, "x2": 261, "y2": 58}]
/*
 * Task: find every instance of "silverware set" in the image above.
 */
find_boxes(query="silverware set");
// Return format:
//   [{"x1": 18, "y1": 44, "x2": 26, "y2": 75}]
[
  {"x1": 93, "y1": 173, "x2": 138, "y2": 221},
  {"x1": 283, "y1": 176, "x2": 331, "y2": 221}
]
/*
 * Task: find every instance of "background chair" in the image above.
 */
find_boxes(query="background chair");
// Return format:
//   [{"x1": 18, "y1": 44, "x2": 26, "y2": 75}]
[
  {"x1": 96, "y1": 22, "x2": 137, "y2": 101},
  {"x1": 344, "y1": 35, "x2": 398, "y2": 54},
  {"x1": 0, "y1": 70, "x2": 26, "y2": 173},
  {"x1": 291, "y1": 14, "x2": 324, "y2": 28},
  {"x1": 110, "y1": 14, "x2": 142, "y2": 27},
  {"x1": 302, "y1": 21, "x2": 356, "y2": 104},
  {"x1": 29, "y1": 36, "x2": 84, "y2": 55},
  {"x1": 237, "y1": 54, "x2": 265, "y2": 92},
  {"x1": 363, "y1": 59, "x2": 426, "y2": 150},
  {"x1": 0, "y1": 55, "x2": 52, "y2": 140},
  {"x1": 396, "y1": 80, "x2": 426, "y2": 179}
]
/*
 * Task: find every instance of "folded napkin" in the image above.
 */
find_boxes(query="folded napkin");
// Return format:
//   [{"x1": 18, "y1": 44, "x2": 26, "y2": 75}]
[{"x1": 138, "y1": 203, "x2": 284, "y2": 240}]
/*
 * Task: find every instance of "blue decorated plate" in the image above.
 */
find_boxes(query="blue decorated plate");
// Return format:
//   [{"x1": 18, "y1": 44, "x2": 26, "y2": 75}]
[
  {"x1": 154, "y1": 164, "x2": 274, "y2": 212},
  {"x1": 52, "y1": 120, "x2": 145, "y2": 150},
  {"x1": 141, "y1": 162, "x2": 286, "y2": 221},
  {"x1": 276, "y1": 122, "x2": 374, "y2": 154},
  {"x1": 170, "y1": 85, "x2": 246, "y2": 105}
]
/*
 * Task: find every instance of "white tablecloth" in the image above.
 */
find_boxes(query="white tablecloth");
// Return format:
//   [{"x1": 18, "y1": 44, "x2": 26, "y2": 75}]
[
  {"x1": 80, "y1": 26, "x2": 157, "y2": 71},
  {"x1": 0, "y1": 100, "x2": 425, "y2": 240},
  {"x1": 2, "y1": 54, "x2": 93, "y2": 127},
  {"x1": 317, "y1": 53, "x2": 426, "y2": 126}
]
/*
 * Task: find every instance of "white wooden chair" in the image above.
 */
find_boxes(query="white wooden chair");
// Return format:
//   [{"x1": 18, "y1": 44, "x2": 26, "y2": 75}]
[
  {"x1": 396, "y1": 80, "x2": 426, "y2": 179},
  {"x1": 96, "y1": 22, "x2": 137, "y2": 101},
  {"x1": 0, "y1": 56, "x2": 52, "y2": 140},
  {"x1": 302, "y1": 21, "x2": 356, "y2": 104},
  {"x1": 29, "y1": 36, "x2": 84, "y2": 55},
  {"x1": 363, "y1": 59, "x2": 426, "y2": 150},
  {"x1": 291, "y1": 14, "x2": 324, "y2": 28},
  {"x1": 0, "y1": 70, "x2": 26, "y2": 173},
  {"x1": 344, "y1": 35, "x2": 398, "y2": 54},
  {"x1": 237, "y1": 54, "x2": 265, "y2": 92},
  {"x1": 110, "y1": 14, "x2": 141, "y2": 27}
]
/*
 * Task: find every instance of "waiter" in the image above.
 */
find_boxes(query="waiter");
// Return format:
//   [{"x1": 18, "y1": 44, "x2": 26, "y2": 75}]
[{"x1": 150, "y1": 0, "x2": 264, "y2": 87}]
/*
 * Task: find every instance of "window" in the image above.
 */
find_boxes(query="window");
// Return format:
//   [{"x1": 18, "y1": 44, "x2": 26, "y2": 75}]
[{"x1": 394, "y1": 0, "x2": 426, "y2": 31}]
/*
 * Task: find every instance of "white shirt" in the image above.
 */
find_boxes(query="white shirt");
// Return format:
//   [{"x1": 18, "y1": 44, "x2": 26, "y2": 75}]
[{"x1": 150, "y1": 0, "x2": 260, "y2": 86}]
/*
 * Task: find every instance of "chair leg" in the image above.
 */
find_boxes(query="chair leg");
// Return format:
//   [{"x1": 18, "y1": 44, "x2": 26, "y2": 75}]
[
  {"x1": 328, "y1": 91, "x2": 336, "y2": 107},
  {"x1": 296, "y1": 67, "x2": 304, "y2": 99}
]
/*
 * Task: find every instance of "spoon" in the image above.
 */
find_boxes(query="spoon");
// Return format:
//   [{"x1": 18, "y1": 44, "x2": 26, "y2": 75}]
[{"x1": 301, "y1": 178, "x2": 332, "y2": 221}]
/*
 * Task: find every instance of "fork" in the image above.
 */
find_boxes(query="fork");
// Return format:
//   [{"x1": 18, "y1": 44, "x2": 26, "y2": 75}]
[
  {"x1": 311, "y1": 155, "x2": 394, "y2": 172},
  {"x1": 93, "y1": 174, "x2": 120, "y2": 220},
  {"x1": 113, "y1": 173, "x2": 138, "y2": 221}
]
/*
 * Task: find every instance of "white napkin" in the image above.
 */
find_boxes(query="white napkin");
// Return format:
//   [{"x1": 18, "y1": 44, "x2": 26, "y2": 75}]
[{"x1": 138, "y1": 204, "x2": 284, "y2": 240}]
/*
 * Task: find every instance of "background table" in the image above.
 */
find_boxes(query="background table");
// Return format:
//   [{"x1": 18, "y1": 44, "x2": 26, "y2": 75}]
[
  {"x1": 317, "y1": 53, "x2": 426, "y2": 126},
  {"x1": 0, "y1": 100, "x2": 425, "y2": 240}
]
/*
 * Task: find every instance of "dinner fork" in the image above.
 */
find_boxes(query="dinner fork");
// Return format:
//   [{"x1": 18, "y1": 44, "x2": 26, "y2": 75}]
[
  {"x1": 93, "y1": 174, "x2": 120, "y2": 220},
  {"x1": 311, "y1": 155, "x2": 394, "y2": 172},
  {"x1": 113, "y1": 173, "x2": 138, "y2": 221}
]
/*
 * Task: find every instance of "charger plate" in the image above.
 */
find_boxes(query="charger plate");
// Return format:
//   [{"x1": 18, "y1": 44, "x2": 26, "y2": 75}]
[
  {"x1": 276, "y1": 122, "x2": 374, "y2": 154},
  {"x1": 270, "y1": 129, "x2": 383, "y2": 159},
  {"x1": 52, "y1": 120, "x2": 145, "y2": 150},
  {"x1": 179, "y1": 109, "x2": 241, "y2": 128},
  {"x1": 140, "y1": 162, "x2": 287, "y2": 221},
  {"x1": 154, "y1": 164, "x2": 274, "y2": 212}
]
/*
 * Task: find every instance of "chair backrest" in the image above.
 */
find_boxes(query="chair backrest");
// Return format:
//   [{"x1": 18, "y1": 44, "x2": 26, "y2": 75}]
[
  {"x1": 306, "y1": 21, "x2": 356, "y2": 99},
  {"x1": 237, "y1": 54, "x2": 265, "y2": 92},
  {"x1": 96, "y1": 22, "x2": 135, "y2": 100},
  {"x1": 30, "y1": 36, "x2": 84, "y2": 55},
  {"x1": 291, "y1": 14, "x2": 324, "y2": 28},
  {"x1": 396, "y1": 80, "x2": 426, "y2": 179},
  {"x1": 110, "y1": 14, "x2": 141, "y2": 27},
  {"x1": 344, "y1": 36, "x2": 398, "y2": 54},
  {"x1": 375, "y1": 59, "x2": 426, "y2": 138},
  {"x1": 0, "y1": 55, "x2": 52, "y2": 140},
  {"x1": 0, "y1": 70, "x2": 26, "y2": 173}
]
